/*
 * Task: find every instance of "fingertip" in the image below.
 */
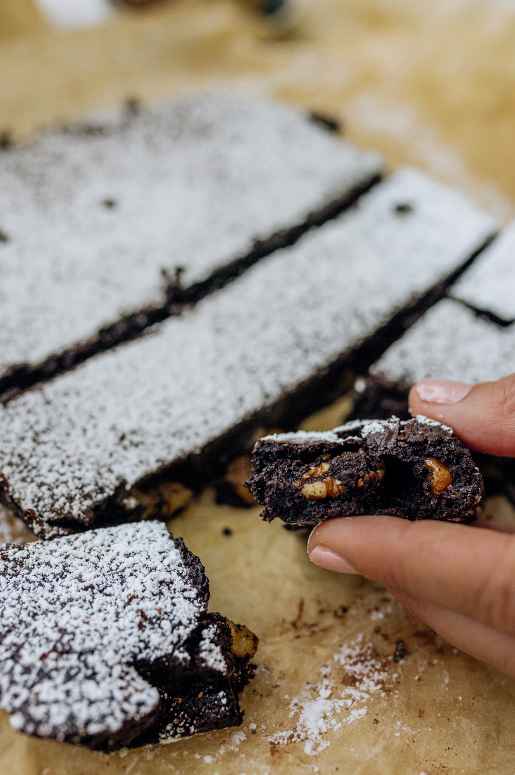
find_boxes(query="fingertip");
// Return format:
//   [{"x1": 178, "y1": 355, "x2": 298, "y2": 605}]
[
  {"x1": 308, "y1": 545, "x2": 359, "y2": 574},
  {"x1": 307, "y1": 516, "x2": 363, "y2": 555},
  {"x1": 410, "y1": 374, "x2": 515, "y2": 456},
  {"x1": 307, "y1": 522, "x2": 322, "y2": 555},
  {"x1": 308, "y1": 515, "x2": 393, "y2": 574},
  {"x1": 409, "y1": 379, "x2": 472, "y2": 410}
]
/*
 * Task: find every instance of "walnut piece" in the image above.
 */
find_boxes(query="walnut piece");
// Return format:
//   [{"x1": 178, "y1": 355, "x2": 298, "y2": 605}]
[
  {"x1": 131, "y1": 481, "x2": 194, "y2": 519},
  {"x1": 301, "y1": 477, "x2": 345, "y2": 500},
  {"x1": 225, "y1": 455, "x2": 256, "y2": 505},
  {"x1": 357, "y1": 462, "x2": 385, "y2": 488},
  {"x1": 424, "y1": 457, "x2": 453, "y2": 495},
  {"x1": 227, "y1": 620, "x2": 259, "y2": 659},
  {"x1": 300, "y1": 461, "x2": 331, "y2": 482}
]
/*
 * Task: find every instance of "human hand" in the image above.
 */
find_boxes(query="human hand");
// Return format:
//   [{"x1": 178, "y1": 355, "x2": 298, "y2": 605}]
[{"x1": 308, "y1": 374, "x2": 515, "y2": 679}]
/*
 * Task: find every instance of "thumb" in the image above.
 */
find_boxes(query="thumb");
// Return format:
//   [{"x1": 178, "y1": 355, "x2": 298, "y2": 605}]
[{"x1": 409, "y1": 374, "x2": 515, "y2": 457}]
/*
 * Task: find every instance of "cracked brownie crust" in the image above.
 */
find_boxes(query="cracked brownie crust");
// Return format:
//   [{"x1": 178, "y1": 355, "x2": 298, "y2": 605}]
[{"x1": 247, "y1": 416, "x2": 483, "y2": 525}]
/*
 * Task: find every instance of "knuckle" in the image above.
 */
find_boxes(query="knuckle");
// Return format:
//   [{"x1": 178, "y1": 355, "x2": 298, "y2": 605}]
[
  {"x1": 496, "y1": 376, "x2": 515, "y2": 421},
  {"x1": 473, "y1": 543, "x2": 515, "y2": 634}
]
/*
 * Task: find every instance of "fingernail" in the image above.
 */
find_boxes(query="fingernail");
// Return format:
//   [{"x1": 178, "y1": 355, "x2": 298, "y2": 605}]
[
  {"x1": 309, "y1": 546, "x2": 358, "y2": 575},
  {"x1": 414, "y1": 379, "x2": 472, "y2": 405}
]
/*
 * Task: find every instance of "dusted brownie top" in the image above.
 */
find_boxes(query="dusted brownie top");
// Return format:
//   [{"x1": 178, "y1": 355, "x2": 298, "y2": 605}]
[
  {"x1": 0, "y1": 522, "x2": 209, "y2": 746},
  {"x1": 0, "y1": 92, "x2": 381, "y2": 378}
]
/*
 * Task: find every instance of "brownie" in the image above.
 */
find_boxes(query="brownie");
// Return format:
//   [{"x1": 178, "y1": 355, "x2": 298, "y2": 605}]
[
  {"x1": 247, "y1": 416, "x2": 483, "y2": 525},
  {"x1": 349, "y1": 376, "x2": 411, "y2": 423},
  {"x1": 0, "y1": 522, "x2": 257, "y2": 750},
  {"x1": 452, "y1": 222, "x2": 515, "y2": 323},
  {"x1": 0, "y1": 169, "x2": 495, "y2": 539},
  {"x1": 373, "y1": 298, "x2": 515, "y2": 387},
  {"x1": 0, "y1": 92, "x2": 381, "y2": 397}
]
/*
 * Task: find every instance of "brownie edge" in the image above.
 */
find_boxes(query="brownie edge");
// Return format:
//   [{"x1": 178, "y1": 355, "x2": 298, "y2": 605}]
[
  {"x1": 247, "y1": 416, "x2": 483, "y2": 525},
  {"x1": 0, "y1": 522, "x2": 257, "y2": 750}
]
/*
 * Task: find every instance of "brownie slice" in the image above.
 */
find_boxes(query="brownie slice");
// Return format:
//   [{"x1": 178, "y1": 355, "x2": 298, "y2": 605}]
[
  {"x1": 247, "y1": 417, "x2": 483, "y2": 525},
  {"x1": 373, "y1": 298, "x2": 515, "y2": 387},
  {"x1": 0, "y1": 92, "x2": 381, "y2": 393},
  {"x1": 0, "y1": 522, "x2": 257, "y2": 751},
  {"x1": 451, "y1": 222, "x2": 515, "y2": 323},
  {"x1": 0, "y1": 169, "x2": 495, "y2": 539}
]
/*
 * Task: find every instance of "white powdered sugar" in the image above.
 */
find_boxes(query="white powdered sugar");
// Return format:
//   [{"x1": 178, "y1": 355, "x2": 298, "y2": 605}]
[
  {"x1": 269, "y1": 637, "x2": 388, "y2": 756},
  {"x1": 263, "y1": 415, "x2": 452, "y2": 445},
  {"x1": 0, "y1": 92, "x2": 380, "y2": 376},
  {"x1": 373, "y1": 298, "x2": 515, "y2": 386},
  {"x1": 414, "y1": 415, "x2": 453, "y2": 433},
  {"x1": 262, "y1": 429, "x2": 347, "y2": 444},
  {"x1": 198, "y1": 624, "x2": 227, "y2": 673},
  {"x1": 359, "y1": 417, "x2": 402, "y2": 436},
  {"x1": 0, "y1": 522, "x2": 207, "y2": 741},
  {"x1": 0, "y1": 168, "x2": 494, "y2": 534},
  {"x1": 452, "y1": 223, "x2": 515, "y2": 321}
]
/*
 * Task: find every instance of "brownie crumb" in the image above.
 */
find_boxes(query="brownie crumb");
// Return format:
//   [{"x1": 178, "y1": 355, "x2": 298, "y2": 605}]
[
  {"x1": 393, "y1": 640, "x2": 407, "y2": 662},
  {"x1": 395, "y1": 202, "x2": 414, "y2": 215},
  {"x1": 308, "y1": 111, "x2": 342, "y2": 134},
  {"x1": 0, "y1": 131, "x2": 12, "y2": 150}
]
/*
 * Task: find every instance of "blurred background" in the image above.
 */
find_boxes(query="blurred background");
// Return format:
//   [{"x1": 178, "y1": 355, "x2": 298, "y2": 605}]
[{"x1": 1, "y1": 0, "x2": 515, "y2": 223}]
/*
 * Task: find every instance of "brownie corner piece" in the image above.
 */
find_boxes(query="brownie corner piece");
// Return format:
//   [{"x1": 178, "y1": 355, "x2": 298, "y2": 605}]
[
  {"x1": 247, "y1": 416, "x2": 483, "y2": 526},
  {"x1": 0, "y1": 521, "x2": 257, "y2": 750}
]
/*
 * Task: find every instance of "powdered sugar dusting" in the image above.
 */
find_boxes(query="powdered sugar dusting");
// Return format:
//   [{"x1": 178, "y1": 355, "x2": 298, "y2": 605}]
[
  {"x1": 263, "y1": 416, "x2": 452, "y2": 445},
  {"x1": 0, "y1": 92, "x2": 380, "y2": 376},
  {"x1": 198, "y1": 624, "x2": 227, "y2": 673},
  {"x1": 0, "y1": 521, "x2": 208, "y2": 742},
  {"x1": 262, "y1": 429, "x2": 344, "y2": 443},
  {"x1": 414, "y1": 415, "x2": 453, "y2": 433},
  {"x1": 269, "y1": 637, "x2": 388, "y2": 756},
  {"x1": 359, "y1": 417, "x2": 401, "y2": 436},
  {"x1": 452, "y1": 222, "x2": 515, "y2": 321},
  {"x1": 0, "y1": 170, "x2": 494, "y2": 535},
  {"x1": 373, "y1": 298, "x2": 515, "y2": 386}
]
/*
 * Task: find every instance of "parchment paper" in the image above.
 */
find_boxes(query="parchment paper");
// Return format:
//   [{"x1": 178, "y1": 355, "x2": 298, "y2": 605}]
[{"x1": 1, "y1": 1, "x2": 515, "y2": 772}]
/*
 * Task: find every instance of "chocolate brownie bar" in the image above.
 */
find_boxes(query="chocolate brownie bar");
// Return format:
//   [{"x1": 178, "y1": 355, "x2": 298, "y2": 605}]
[
  {"x1": 0, "y1": 521, "x2": 257, "y2": 750},
  {"x1": 0, "y1": 169, "x2": 495, "y2": 538},
  {"x1": 451, "y1": 222, "x2": 515, "y2": 323},
  {"x1": 247, "y1": 417, "x2": 482, "y2": 525},
  {"x1": 0, "y1": 93, "x2": 381, "y2": 392},
  {"x1": 373, "y1": 298, "x2": 515, "y2": 387}
]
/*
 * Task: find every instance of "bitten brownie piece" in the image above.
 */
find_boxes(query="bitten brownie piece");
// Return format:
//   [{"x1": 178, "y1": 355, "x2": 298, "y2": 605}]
[
  {"x1": 0, "y1": 522, "x2": 257, "y2": 750},
  {"x1": 247, "y1": 417, "x2": 482, "y2": 525}
]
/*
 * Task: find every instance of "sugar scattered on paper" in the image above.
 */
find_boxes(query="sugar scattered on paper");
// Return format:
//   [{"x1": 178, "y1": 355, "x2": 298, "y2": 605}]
[{"x1": 268, "y1": 637, "x2": 388, "y2": 756}]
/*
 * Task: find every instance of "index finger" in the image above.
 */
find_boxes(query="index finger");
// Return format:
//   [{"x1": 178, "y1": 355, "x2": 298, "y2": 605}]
[{"x1": 308, "y1": 515, "x2": 515, "y2": 636}]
